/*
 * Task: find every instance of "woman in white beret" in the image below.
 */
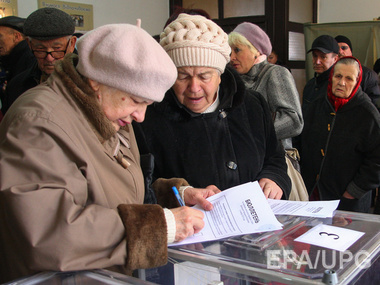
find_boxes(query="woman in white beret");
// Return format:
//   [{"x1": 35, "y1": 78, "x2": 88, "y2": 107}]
[
  {"x1": 228, "y1": 23, "x2": 303, "y2": 150},
  {"x1": 0, "y1": 23, "x2": 219, "y2": 283}
]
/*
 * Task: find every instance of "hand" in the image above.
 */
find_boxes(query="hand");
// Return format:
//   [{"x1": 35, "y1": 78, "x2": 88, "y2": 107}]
[
  {"x1": 258, "y1": 178, "x2": 283, "y2": 199},
  {"x1": 342, "y1": 191, "x2": 355, "y2": 199},
  {"x1": 184, "y1": 185, "x2": 221, "y2": 211},
  {"x1": 170, "y1": 207, "x2": 205, "y2": 242}
]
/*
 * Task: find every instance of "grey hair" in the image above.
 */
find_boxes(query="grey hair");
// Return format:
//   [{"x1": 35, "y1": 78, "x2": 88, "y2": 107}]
[{"x1": 335, "y1": 57, "x2": 361, "y2": 78}]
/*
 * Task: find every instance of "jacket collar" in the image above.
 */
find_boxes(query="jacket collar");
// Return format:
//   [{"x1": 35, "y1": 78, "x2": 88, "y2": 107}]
[{"x1": 54, "y1": 53, "x2": 117, "y2": 143}]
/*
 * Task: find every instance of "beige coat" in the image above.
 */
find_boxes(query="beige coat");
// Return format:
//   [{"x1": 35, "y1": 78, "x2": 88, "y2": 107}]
[{"x1": 0, "y1": 54, "x2": 173, "y2": 283}]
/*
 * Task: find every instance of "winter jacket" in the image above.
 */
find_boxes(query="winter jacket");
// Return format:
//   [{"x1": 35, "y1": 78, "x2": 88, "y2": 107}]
[
  {"x1": 240, "y1": 60, "x2": 303, "y2": 149},
  {"x1": 302, "y1": 67, "x2": 332, "y2": 113},
  {"x1": 134, "y1": 66, "x2": 291, "y2": 197},
  {"x1": 299, "y1": 88, "x2": 380, "y2": 212},
  {"x1": 0, "y1": 54, "x2": 176, "y2": 283},
  {"x1": 0, "y1": 40, "x2": 36, "y2": 110},
  {"x1": 361, "y1": 65, "x2": 380, "y2": 109},
  {"x1": 1, "y1": 60, "x2": 41, "y2": 114}
]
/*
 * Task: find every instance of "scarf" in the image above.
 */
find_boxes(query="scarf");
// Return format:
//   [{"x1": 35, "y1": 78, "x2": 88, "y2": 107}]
[{"x1": 327, "y1": 56, "x2": 362, "y2": 111}]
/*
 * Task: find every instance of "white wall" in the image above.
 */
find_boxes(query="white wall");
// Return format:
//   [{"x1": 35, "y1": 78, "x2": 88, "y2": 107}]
[
  {"x1": 17, "y1": 0, "x2": 169, "y2": 36},
  {"x1": 318, "y1": 0, "x2": 380, "y2": 23}
]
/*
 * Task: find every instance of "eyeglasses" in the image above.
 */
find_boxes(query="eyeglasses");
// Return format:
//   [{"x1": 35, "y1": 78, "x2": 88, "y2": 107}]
[
  {"x1": 32, "y1": 38, "x2": 71, "y2": 59},
  {"x1": 340, "y1": 46, "x2": 350, "y2": 51}
]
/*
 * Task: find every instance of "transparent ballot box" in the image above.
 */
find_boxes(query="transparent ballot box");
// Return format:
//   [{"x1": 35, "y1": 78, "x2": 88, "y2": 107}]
[
  {"x1": 5, "y1": 269, "x2": 157, "y2": 285},
  {"x1": 167, "y1": 211, "x2": 380, "y2": 285}
]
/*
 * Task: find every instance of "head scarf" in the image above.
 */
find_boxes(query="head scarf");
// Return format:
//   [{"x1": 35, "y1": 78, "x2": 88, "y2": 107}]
[{"x1": 327, "y1": 56, "x2": 362, "y2": 111}]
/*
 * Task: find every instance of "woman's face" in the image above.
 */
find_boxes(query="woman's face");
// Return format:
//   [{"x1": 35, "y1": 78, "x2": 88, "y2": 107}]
[
  {"x1": 173, "y1": 66, "x2": 221, "y2": 113},
  {"x1": 92, "y1": 82, "x2": 153, "y2": 131},
  {"x1": 332, "y1": 63, "x2": 358, "y2": 99},
  {"x1": 229, "y1": 43, "x2": 258, "y2": 74}
]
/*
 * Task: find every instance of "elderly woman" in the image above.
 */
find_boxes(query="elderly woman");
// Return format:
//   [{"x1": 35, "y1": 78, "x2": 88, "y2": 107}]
[
  {"x1": 134, "y1": 14, "x2": 291, "y2": 200},
  {"x1": 299, "y1": 56, "x2": 380, "y2": 212},
  {"x1": 228, "y1": 23, "x2": 303, "y2": 149},
  {"x1": 0, "y1": 23, "x2": 219, "y2": 283}
]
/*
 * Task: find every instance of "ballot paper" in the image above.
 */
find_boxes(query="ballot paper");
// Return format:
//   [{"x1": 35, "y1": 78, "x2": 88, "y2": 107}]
[
  {"x1": 267, "y1": 199, "x2": 340, "y2": 218},
  {"x1": 169, "y1": 181, "x2": 283, "y2": 246},
  {"x1": 294, "y1": 224, "x2": 365, "y2": 252}
]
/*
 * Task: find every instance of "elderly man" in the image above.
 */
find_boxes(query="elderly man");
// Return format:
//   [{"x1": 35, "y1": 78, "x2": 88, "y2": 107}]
[
  {"x1": 0, "y1": 16, "x2": 36, "y2": 106},
  {"x1": 1, "y1": 8, "x2": 76, "y2": 114},
  {"x1": 335, "y1": 35, "x2": 380, "y2": 108},
  {"x1": 134, "y1": 14, "x2": 291, "y2": 199},
  {"x1": 302, "y1": 35, "x2": 339, "y2": 111}
]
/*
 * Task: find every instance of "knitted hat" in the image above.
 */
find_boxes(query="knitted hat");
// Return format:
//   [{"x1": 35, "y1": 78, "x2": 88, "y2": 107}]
[
  {"x1": 232, "y1": 22, "x2": 272, "y2": 56},
  {"x1": 307, "y1": 35, "x2": 339, "y2": 54},
  {"x1": 76, "y1": 23, "x2": 177, "y2": 102},
  {"x1": 160, "y1": 13, "x2": 231, "y2": 73},
  {"x1": 335, "y1": 35, "x2": 352, "y2": 52},
  {"x1": 0, "y1": 16, "x2": 25, "y2": 33},
  {"x1": 24, "y1": 8, "x2": 75, "y2": 40}
]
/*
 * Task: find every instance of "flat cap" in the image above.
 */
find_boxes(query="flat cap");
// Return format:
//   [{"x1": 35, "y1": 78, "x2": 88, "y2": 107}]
[
  {"x1": 24, "y1": 7, "x2": 75, "y2": 40},
  {"x1": 307, "y1": 35, "x2": 339, "y2": 54},
  {"x1": 0, "y1": 16, "x2": 25, "y2": 33}
]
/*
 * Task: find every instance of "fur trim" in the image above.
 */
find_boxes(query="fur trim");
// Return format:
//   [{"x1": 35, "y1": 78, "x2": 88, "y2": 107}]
[
  {"x1": 117, "y1": 204, "x2": 168, "y2": 269},
  {"x1": 153, "y1": 178, "x2": 190, "y2": 208},
  {"x1": 54, "y1": 53, "x2": 116, "y2": 142}
]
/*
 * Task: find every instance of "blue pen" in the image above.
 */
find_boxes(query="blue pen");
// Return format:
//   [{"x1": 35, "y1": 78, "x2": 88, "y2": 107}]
[{"x1": 172, "y1": 186, "x2": 185, "y2": 206}]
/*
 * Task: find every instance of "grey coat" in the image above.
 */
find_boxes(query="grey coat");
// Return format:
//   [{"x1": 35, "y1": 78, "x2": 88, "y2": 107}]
[{"x1": 241, "y1": 60, "x2": 304, "y2": 149}]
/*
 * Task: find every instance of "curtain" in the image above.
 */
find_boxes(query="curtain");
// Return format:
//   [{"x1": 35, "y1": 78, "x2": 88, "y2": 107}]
[{"x1": 304, "y1": 21, "x2": 380, "y2": 80}]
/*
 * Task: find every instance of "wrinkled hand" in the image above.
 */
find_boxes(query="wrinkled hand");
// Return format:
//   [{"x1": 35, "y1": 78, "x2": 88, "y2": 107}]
[
  {"x1": 259, "y1": 178, "x2": 283, "y2": 199},
  {"x1": 184, "y1": 185, "x2": 221, "y2": 211},
  {"x1": 170, "y1": 207, "x2": 205, "y2": 242}
]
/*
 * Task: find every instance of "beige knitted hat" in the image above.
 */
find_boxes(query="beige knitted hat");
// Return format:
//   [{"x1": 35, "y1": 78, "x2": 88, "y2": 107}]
[
  {"x1": 160, "y1": 13, "x2": 231, "y2": 73},
  {"x1": 76, "y1": 23, "x2": 177, "y2": 102}
]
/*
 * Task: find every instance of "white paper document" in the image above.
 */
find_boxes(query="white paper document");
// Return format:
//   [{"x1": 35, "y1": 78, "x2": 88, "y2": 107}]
[
  {"x1": 294, "y1": 224, "x2": 365, "y2": 252},
  {"x1": 267, "y1": 199, "x2": 340, "y2": 218},
  {"x1": 169, "y1": 181, "x2": 283, "y2": 246}
]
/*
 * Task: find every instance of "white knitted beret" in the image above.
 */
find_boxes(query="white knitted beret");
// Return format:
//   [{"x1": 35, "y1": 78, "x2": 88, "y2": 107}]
[
  {"x1": 160, "y1": 14, "x2": 231, "y2": 73},
  {"x1": 76, "y1": 23, "x2": 177, "y2": 102}
]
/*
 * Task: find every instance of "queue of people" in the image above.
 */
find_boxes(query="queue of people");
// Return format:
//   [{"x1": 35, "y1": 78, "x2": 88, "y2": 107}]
[{"x1": 0, "y1": 6, "x2": 380, "y2": 284}]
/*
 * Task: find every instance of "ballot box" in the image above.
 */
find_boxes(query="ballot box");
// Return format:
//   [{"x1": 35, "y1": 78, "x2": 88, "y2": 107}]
[
  {"x1": 5, "y1": 269, "x2": 157, "y2": 285},
  {"x1": 165, "y1": 211, "x2": 380, "y2": 285}
]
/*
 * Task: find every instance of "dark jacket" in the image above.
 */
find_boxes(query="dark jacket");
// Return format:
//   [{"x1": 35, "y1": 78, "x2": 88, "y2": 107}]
[
  {"x1": 134, "y1": 66, "x2": 291, "y2": 197},
  {"x1": 361, "y1": 65, "x2": 380, "y2": 108},
  {"x1": 1, "y1": 60, "x2": 40, "y2": 114},
  {"x1": 0, "y1": 40, "x2": 36, "y2": 110},
  {"x1": 299, "y1": 88, "x2": 380, "y2": 212},
  {"x1": 302, "y1": 67, "x2": 332, "y2": 113},
  {"x1": 1, "y1": 40, "x2": 36, "y2": 82}
]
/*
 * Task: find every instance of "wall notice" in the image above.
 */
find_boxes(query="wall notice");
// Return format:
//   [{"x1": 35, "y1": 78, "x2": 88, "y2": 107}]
[{"x1": 38, "y1": 0, "x2": 93, "y2": 32}]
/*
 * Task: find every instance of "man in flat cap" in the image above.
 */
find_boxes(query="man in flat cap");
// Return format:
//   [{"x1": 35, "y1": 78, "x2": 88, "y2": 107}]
[
  {"x1": 335, "y1": 35, "x2": 380, "y2": 109},
  {"x1": 0, "y1": 16, "x2": 36, "y2": 111},
  {"x1": 302, "y1": 35, "x2": 339, "y2": 112},
  {"x1": 1, "y1": 8, "x2": 77, "y2": 114}
]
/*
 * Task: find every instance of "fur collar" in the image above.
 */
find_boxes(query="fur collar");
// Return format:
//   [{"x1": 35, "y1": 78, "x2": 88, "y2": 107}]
[{"x1": 54, "y1": 53, "x2": 117, "y2": 143}]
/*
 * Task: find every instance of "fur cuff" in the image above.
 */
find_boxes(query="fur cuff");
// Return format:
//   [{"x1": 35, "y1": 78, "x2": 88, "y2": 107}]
[
  {"x1": 153, "y1": 178, "x2": 190, "y2": 208},
  {"x1": 117, "y1": 204, "x2": 167, "y2": 270}
]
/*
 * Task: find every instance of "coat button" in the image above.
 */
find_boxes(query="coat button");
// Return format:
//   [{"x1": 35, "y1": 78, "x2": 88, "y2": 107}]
[
  {"x1": 226, "y1": 161, "x2": 237, "y2": 170},
  {"x1": 219, "y1": 111, "x2": 227, "y2": 119}
]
